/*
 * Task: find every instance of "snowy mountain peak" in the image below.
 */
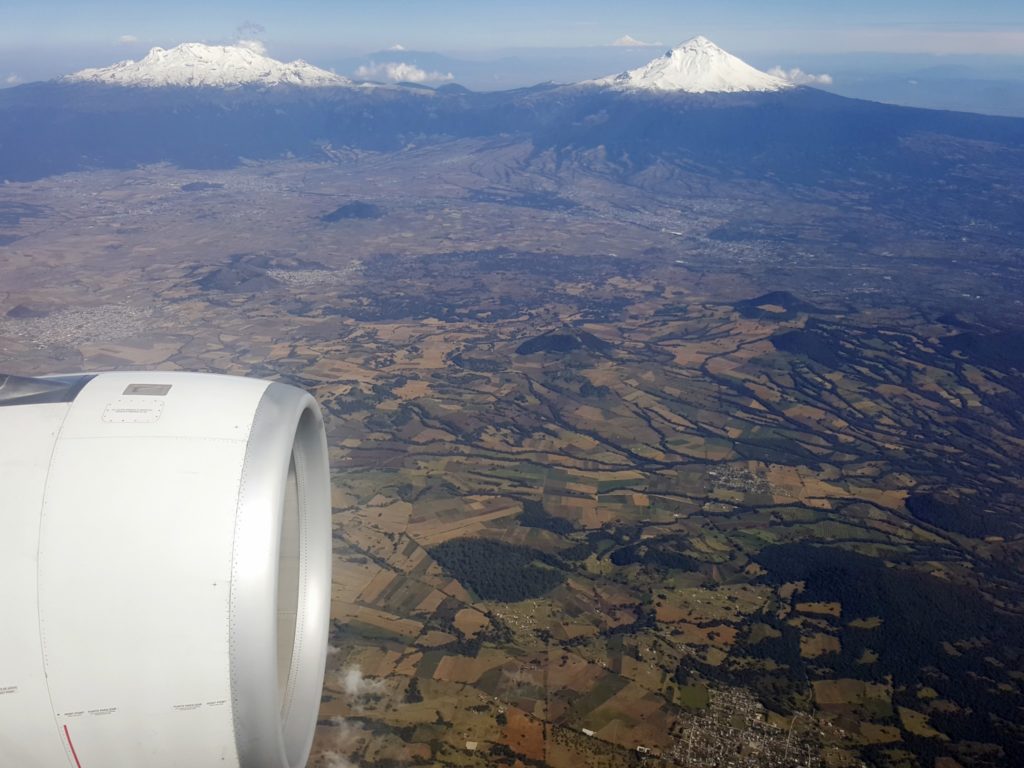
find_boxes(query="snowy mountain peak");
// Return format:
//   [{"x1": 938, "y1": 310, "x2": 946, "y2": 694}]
[
  {"x1": 683, "y1": 35, "x2": 714, "y2": 48},
  {"x1": 64, "y1": 42, "x2": 354, "y2": 88},
  {"x1": 590, "y1": 35, "x2": 794, "y2": 94}
]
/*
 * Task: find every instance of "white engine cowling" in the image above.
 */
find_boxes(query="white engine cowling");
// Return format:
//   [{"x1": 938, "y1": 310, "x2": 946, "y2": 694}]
[{"x1": 0, "y1": 371, "x2": 332, "y2": 768}]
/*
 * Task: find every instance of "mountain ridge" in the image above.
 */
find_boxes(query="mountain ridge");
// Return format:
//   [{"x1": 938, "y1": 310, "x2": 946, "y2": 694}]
[
  {"x1": 589, "y1": 36, "x2": 794, "y2": 93},
  {"x1": 64, "y1": 42, "x2": 357, "y2": 88},
  {"x1": 1, "y1": 47, "x2": 1022, "y2": 229}
]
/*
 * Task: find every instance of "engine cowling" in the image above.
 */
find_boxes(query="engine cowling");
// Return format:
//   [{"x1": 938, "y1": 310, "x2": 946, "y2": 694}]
[{"x1": 0, "y1": 371, "x2": 332, "y2": 768}]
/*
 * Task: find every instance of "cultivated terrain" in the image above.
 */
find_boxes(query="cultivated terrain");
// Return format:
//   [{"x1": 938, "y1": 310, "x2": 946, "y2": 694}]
[{"x1": 2, "y1": 39, "x2": 1024, "y2": 768}]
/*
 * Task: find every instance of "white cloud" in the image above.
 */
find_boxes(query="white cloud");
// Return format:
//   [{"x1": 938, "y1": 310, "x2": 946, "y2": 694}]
[
  {"x1": 340, "y1": 665, "x2": 384, "y2": 698},
  {"x1": 119, "y1": 34, "x2": 138, "y2": 45},
  {"x1": 355, "y1": 61, "x2": 453, "y2": 84},
  {"x1": 768, "y1": 66, "x2": 833, "y2": 86},
  {"x1": 4, "y1": 74, "x2": 21, "y2": 85},
  {"x1": 611, "y1": 35, "x2": 662, "y2": 47},
  {"x1": 237, "y1": 39, "x2": 267, "y2": 55},
  {"x1": 322, "y1": 717, "x2": 363, "y2": 768},
  {"x1": 234, "y1": 21, "x2": 267, "y2": 54},
  {"x1": 388, "y1": 44, "x2": 406, "y2": 51}
]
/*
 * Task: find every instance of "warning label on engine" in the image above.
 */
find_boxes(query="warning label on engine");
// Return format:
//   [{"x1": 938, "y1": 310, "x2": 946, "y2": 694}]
[{"x1": 102, "y1": 398, "x2": 164, "y2": 423}]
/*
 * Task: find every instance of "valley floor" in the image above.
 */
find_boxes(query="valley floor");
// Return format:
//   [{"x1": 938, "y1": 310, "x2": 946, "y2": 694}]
[{"x1": 2, "y1": 148, "x2": 1022, "y2": 768}]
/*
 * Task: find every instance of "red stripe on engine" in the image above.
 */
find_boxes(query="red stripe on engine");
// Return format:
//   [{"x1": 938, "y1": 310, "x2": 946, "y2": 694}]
[{"x1": 63, "y1": 724, "x2": 83, "y2": 768}]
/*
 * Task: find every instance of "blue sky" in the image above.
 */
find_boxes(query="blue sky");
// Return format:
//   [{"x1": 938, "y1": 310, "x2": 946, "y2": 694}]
[{"x1": 3, "y1": 0, "x2": 1023, "y2": 55}]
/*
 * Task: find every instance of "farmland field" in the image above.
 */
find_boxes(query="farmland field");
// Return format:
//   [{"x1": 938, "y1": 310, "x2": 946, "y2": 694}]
[{"x1": 1, "y1": 145, "x2": 1022, "y2": 768}]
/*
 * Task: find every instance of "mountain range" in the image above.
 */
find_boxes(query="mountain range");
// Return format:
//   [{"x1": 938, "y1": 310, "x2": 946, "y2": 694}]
[
  {"x1": 64, "y1": 42, "x2": 355, "y2": 89},
  {"x1": 1, "y1": 35, "x2": 1022, "y2": 244},
  {"x1": 59, "y1": 37, "x2": 796, "y2": 93}
]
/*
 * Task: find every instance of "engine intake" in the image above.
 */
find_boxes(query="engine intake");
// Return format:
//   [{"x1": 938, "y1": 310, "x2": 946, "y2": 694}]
[{"x1": 0, "y1": 372, "x2": 332, "y2": 768}]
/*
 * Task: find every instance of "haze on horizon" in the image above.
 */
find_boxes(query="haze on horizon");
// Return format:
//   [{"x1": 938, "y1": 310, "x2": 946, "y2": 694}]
[{"x1": 2, "y1": 0, "x2": 1023, "y2": 116}]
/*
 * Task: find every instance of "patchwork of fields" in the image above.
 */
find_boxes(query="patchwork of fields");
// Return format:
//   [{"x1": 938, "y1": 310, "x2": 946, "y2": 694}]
[{"x1": 1, "y1": 147, "x2": 1022, "y2": 767}]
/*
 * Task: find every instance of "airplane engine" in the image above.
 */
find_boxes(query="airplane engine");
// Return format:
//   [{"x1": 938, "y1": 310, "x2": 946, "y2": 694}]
[{"x1": 0, "y1": 371, "x2": 332, "y2": 768}]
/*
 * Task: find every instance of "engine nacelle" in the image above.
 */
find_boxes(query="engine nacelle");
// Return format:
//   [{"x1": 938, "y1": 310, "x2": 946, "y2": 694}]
[{"x1": 0, "y1": 371, "x2": 332, "y2": 768}]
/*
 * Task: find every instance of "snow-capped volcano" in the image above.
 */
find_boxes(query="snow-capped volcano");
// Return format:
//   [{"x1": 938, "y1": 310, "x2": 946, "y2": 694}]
[
  {"x1": 64, "y1": 42, "x2": 353, "y2": 88},
  {"x1": 590, "y1": 36, "x2": 793, "y2": 94}
]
